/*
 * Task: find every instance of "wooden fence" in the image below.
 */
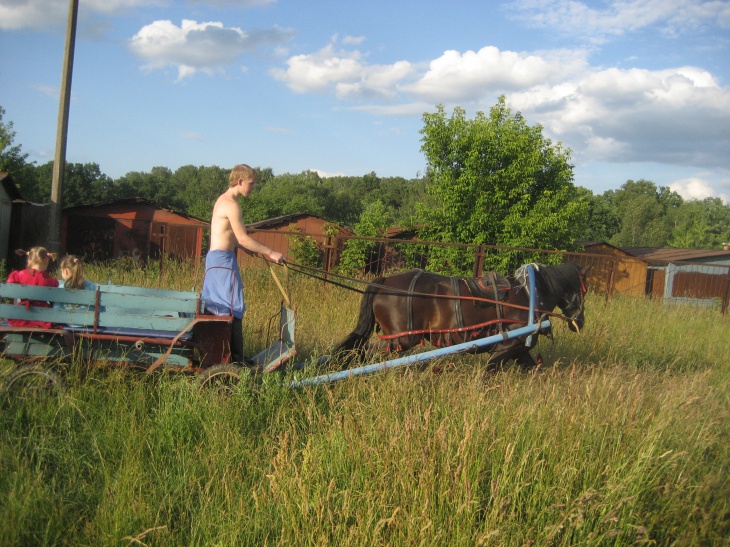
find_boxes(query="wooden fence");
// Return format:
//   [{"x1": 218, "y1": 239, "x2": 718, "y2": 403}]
[{"x1": 243, "y1": 230, "x2": 730, "y2": 314}]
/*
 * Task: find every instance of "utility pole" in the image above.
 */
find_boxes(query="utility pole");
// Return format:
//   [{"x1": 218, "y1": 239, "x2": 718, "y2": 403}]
[{"x1": 48, "y1": 0, "x2": 79, "y2": 255}]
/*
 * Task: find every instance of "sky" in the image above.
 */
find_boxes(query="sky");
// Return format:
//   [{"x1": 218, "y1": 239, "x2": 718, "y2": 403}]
[{"x1": 1, "y1": 0, "x2": 729, "y2": 203}]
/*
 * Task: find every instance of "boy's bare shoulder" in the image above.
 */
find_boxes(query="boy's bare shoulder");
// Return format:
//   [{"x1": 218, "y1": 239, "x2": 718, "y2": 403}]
[{"x1": 213, "y1": 193, "x2": 239, "y2": 215}]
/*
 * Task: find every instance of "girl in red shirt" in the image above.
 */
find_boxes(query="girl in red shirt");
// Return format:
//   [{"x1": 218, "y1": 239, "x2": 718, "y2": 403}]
[{"x1": 6, "y1": 247, "x2": 59, "y2": 328}]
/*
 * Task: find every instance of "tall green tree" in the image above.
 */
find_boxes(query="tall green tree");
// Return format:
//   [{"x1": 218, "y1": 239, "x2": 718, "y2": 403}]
[
  {"x1": 338, "y1": 200, "x2": 393, "y2": 275},
  {"x1": 243, "y1": 170, "x2": 328, "y2": 223},
  {"x1": 176, "y1": 165, "x2": 228, "y2": 220},
  {"x1": 0, "y1": 106, "x2": 36, "y2": 195},
  {"x1": 604, "y1": 179, "x2": 679, "y2": 248},
  {"x1": 418, "y1": 98, "x2": 587, "y2": 271},
  {"x1": 62, "y1": 163, "x2": 115, "y2": 206},
  {"x1": 575, "y1": 187, "x2": 622, "y2": 243},
  {"x1": 115, "y1": 167, "x2": 183, "y2": 209},
  {"x1": 16, "y1": 161, "x2": 114, "y2": 205},
  {"x1": 668, "y1": 197, "x2": 730, "y2": 249}
]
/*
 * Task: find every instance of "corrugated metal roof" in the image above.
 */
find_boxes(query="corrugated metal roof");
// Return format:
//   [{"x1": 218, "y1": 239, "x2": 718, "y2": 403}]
[
  {"x1": 622, "y1": 246, "x2": 730, "y2": 263},
  {"x1": 386, "y1": 225, "x2": 425, "y2": 238},
  {"x1": 247, "y1": 212, "x2": 317, "y2": 229},
  {"x1": 576, "y1": 241, "x2": 633, "y2": 255},
  {"x1": 247, "y1": 212, "x2": 351, "y2": 234},
  {"x1": 62, "y1": 196, "x2": 208, "y2": 224}
]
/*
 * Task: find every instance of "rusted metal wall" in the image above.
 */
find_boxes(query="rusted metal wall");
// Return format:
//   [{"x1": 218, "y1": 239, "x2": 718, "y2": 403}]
[
  {"x1": 62, "y1": 201, "x2": 206, "y2": 263},
  {"x1": 673, "y1": 270, "x2": 727, "y2": 299},
  {"x1": 238, "y1": 216, "x2": 350, "y2": 270}
]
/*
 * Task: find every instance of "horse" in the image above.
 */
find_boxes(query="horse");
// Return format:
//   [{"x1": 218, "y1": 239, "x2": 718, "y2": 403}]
[{"x1": 334, "y1": 262, "x2": 589, "y2": 369}]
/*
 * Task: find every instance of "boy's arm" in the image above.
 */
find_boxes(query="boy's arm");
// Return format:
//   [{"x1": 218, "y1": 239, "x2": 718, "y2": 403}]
[{"x1": 226, "y1": 201, "x2": 284, "y2": 263}]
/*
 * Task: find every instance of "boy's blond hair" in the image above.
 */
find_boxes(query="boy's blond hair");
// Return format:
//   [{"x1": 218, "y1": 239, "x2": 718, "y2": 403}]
[{"x1": 229, "y1": 164, "x2": 257, "y2": 188}]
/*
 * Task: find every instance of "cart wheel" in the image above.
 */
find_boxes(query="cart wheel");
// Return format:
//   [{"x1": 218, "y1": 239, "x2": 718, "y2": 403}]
[
  {"x1": 0, "y1": 365, "x2": 67, "y2": 402},
  {"x1": 197, "y1": 364, "x2": 243, "y2": 394}
]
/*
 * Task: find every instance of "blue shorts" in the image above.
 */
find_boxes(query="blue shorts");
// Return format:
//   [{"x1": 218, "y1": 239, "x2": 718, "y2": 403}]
[{"x1": 201, "y1": 250, "x2": 245, "y2": 319}]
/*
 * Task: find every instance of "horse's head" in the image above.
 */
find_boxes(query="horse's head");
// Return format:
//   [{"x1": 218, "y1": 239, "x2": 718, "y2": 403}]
[{"x1": 559, "y1": 264, "x2": 589, "y2": 333}]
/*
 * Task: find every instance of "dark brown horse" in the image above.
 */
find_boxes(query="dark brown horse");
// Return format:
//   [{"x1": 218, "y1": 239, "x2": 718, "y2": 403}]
[{"x1": 334, "y1": 262, "x2": 588, "y2": 369}]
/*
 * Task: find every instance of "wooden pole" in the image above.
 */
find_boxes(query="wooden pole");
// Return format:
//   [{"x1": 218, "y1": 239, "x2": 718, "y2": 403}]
[{"x1": 48, "y1": 0, "x2": 79, "y2": 256}]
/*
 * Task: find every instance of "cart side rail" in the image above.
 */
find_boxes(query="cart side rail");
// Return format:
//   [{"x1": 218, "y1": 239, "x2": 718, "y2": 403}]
[{"x1": 0, "y1": 282, "x2": 203, "y2": 332}]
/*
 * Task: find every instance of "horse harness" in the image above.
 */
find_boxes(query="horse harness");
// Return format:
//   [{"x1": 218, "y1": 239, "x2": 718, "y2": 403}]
[{"x1": 397, "y1": 270, "x2": 513, "y2": 348}]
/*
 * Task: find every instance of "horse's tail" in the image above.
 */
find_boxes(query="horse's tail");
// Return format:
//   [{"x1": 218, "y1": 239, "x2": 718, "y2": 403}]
[{"x1": 333, "y1": 277, "x2": 383, "y2": 360}]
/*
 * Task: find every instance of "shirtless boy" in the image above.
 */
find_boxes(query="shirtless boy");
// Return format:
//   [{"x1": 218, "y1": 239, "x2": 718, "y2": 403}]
[{"x1": 201, "y1": 164, "x2": 284, "y2": 365}]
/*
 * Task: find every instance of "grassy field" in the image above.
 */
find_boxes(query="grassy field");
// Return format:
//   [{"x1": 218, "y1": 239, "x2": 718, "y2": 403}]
[{"x1": 1, "y1": 261, "x2": 729, "y2": 545}]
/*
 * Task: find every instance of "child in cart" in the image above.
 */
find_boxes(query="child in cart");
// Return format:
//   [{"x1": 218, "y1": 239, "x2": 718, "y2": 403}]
[
  {"x1": 57, "y1": 255, "x2": 97, "y2": 295},
  {"x1": 54, "y1": 255, "x2": 98, "y2": 327},
  {"x1": 6, "y1": 247, "x2": 59, "y2": 328}
]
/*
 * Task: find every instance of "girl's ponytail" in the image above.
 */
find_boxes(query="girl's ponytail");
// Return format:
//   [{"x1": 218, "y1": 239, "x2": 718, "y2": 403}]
[{"x1": 60, "y1": 255, "x2": 85, "y2": 290}]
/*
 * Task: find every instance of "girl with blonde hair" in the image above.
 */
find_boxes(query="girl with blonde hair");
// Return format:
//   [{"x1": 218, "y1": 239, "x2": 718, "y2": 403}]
[
  {"x1": 6, "y1": 246, "x2": 59, "y2": 328},
  {"x1": 58, "y1": 254, "x2": 96, "y2": 291},
  {"x1": 54, "y1": 255, "x2": 97, "y2": 322}
]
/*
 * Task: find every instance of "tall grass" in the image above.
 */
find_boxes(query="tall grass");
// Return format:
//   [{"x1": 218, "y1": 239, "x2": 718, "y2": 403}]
[{"x1": 1, "y1": 263, "x2": 728, "y2": 545}]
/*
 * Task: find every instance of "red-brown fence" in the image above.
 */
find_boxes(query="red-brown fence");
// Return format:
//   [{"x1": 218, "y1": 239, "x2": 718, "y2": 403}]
[{"x1": 241, "y1": 230, "x2": 730, "y2": 314}]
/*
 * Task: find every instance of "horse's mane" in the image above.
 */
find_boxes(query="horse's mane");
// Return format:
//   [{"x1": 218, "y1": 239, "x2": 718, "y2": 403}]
[{"x1": 515, "y1": 262, "x2": 581, "y2": 296}]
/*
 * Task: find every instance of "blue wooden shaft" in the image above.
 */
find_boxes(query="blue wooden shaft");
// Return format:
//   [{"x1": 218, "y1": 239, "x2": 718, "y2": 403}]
[
  {"x1": 526, "y1": 264, "x2": 537, "y2": 346},
  {"x1": 290, "y1": 319, "x2": 551, "y2": 388}
]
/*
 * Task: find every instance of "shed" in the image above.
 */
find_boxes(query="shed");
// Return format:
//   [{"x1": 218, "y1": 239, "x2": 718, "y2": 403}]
[
  {"x1": 62, "y1": 197, "x2": 208, "y2": 263},
  {"x1": 622, "y1": 246, "x2": 730, "y2": 308},
  {"x1": 1, "y1": 173, "x2": 51, "y2": 271},
  {"x1": 0, "y1": 172, "x2": 24, "y2": 266},
  {"x1": 241, "y1": 213, "x2": 352, "y2": 269},
  {"x1": 574, "y1": 241, "x2": 649, "y2": 296},
  {"x1": 6, "y1": 202, "x2": 51, "y2": 271}
]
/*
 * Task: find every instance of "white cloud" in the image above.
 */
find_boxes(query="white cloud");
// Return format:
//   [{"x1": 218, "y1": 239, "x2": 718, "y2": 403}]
[
  {"x1": 129, "y1": 19, "x2": 294, "y2": 80},
  {"x1": 85, "y1": 0, "x2": 166, "y2": 15},
  {"x1": 190, "y1": 0, "x2": 274, "y2": 6},
  {"x1": 265, "y1": 125, "x2": 294, "y2": 134},
  {"x1": 0, "y1": 0, "x2": 69, "y2": 30},
  {"x1": 670, "y1": 177, "x2": 730, "y2": 203},
  {"x1": 312, "y1": 169, "x2": 346, "y2": 178},
  {"x1": 526, "y1": 65, "x2": 730, "y2": 167},
  {"x1": 180, "y1": 130, "x2": 205, "y2": 141},
  {"x1": 401, "y1": 46, "x2": 586, "y2": 102},
  {"x1": 270, "y1": 38, "x2": 415, "y2": 100},
  {"x1": 0, "y1": 0, "x2": 164, "y2": 30},
  {"x1": 350, "y1": 102, "x2": 434, "y2": 117},
  {"x1": 504, "y1": 0, "x2": 730, "y2": 43},
  {"x1": 271, "y1": 42, "x2": 365, "y2": 93},
  {"x1": 342, "y1": 35, "x2": 366, "y2": 45},
  {"x1": 31, "y1": 84, "x2": 60, "y2": 98},
  {"x1": 272, "y1": 37, "x2": 730, "y2": 174}
]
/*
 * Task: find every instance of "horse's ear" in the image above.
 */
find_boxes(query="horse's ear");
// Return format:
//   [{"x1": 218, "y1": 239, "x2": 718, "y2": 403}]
[{"x1": 580, "y1": 264, "x2": 592, "y2": 277}]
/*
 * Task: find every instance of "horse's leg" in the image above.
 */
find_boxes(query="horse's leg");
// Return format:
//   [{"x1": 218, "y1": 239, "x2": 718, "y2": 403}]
[
  {"x1": 489, "y1": 341, "x2": 538, "y2": 371},
  {"x1": 514, "y1": 349, "x2": 538, "y2": 370}
]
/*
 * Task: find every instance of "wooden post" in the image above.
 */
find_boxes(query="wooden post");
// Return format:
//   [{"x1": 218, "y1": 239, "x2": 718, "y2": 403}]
[
  {"x1": 606, "y1": 264, "x2": 616, "y2": 301},
  {"x1": 473, "y1": 244, "x2": 485, "y2": 278},
  {"x1": 721, "y1": 272, "x2": 730, "y2": 315},
  {"x1": 48, "y1": 0, "x2": 79, "y2": 256},
  {"x1": 323, "y1": 234, "x2": 333, "y2": 274}
]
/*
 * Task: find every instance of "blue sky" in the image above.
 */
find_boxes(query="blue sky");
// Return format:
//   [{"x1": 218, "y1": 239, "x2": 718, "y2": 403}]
[{"x1": 1, "y1": 0, "x2": 729, "y2": 203}]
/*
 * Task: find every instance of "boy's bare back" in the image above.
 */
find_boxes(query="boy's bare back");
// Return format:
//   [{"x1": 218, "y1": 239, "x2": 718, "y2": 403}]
[
  {"x1": 207, "y1": 178, "x2": 284, "y2": 263},
  {"x1": 209, "y1": 193, "x2": 242, "y2": 252}
]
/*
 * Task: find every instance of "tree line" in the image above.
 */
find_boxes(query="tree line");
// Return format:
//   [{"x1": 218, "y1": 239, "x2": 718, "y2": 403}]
[{"x1": 2, "y1": 102, "x2": 729, "y2": 253}]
